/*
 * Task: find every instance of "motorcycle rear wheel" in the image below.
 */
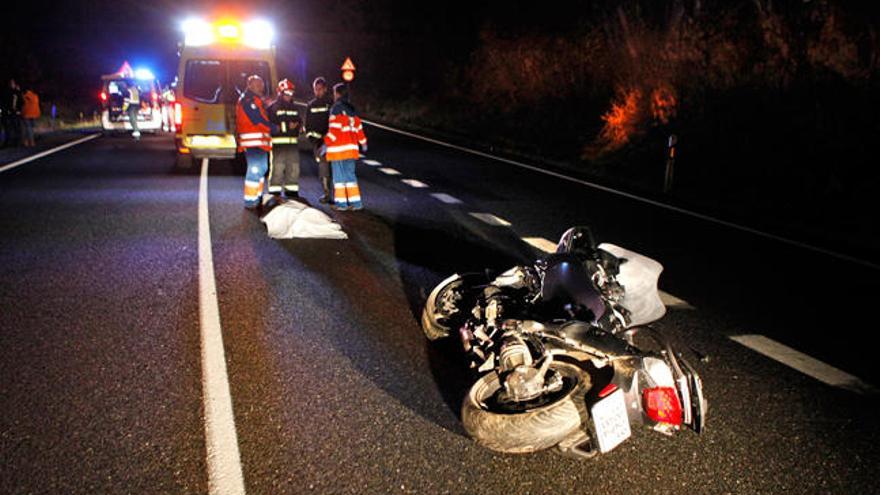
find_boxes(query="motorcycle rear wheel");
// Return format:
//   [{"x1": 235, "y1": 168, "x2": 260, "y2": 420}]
[{"x1": 462, "y1": 361, "x2": 589, "y2": 454}]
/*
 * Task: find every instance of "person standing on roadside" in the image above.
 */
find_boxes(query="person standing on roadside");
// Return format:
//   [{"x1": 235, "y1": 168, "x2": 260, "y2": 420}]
[
  {"x1": 236, "y1": 74, "x2": 276, "y2": 210},
  {"x1": 266, "y1": 78, "x2": 302, "y2": 201},
  {"x1": 123, "y1": 81, "x2": 141, "y2": 140},
  {"x1": 1, "y1": 79, "x2": 23, "y2": 148},
  {"x1": 305, "y1": 77, "x2": 333, "y2": 203},
  {"x1": 21, "y1": 86, "x2": 40, "y2": 148},
  {"x1": 324, "y1": 83, "x2": 367, "y2": 211}
]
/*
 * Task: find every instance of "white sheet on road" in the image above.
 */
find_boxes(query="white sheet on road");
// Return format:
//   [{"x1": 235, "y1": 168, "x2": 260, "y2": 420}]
[{"x1": 260, "y1": 201, "x2": 348, "y2": 240}]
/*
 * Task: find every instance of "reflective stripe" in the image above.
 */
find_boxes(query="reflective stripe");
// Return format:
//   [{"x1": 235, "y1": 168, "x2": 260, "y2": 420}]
[
  {"x1": 326, "y1": 133, "x2": 337, "y2": 142},
  {"x1": 268, "y1": 185, "x2": 283, "y2": 193},
  {"x1": 306, "y1": 131, "x2": 323, "y2": 139},
  {"x1": 284, "y1": 185, "x2": 299, "y2": 192},
  {"x1": 240, "y1": 139, "x2": 270, "y2": 147},
  {"x1": 327, "y1": 144, "x2": 359, "y2": 153},
  {"x1": 310, "y1": 106, "x2": 329, "y2": 113},
  {"x1": 276, "y1": 110, "x2": 298, "y2": 116},
  {"x1": 240, "y1": 132, "x2": 266, "y2": 139},
  {"x1": 328, "y1": 122, "x2": 343, "y2": 128},
  {"x1": 347, "y1": 195, "x2": 361, "y2": 203},
  {"x1": 271, "y1": 137, "x2": 298, "y2": 144}
]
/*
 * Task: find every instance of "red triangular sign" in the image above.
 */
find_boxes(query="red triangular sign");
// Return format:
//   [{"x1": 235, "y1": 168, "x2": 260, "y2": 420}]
[
  {"x1": 341, "y1": 57, "x2": 356, "y2": 71},
  {"x1": 117, "y1": 61, "x2": 134, "y2": 77}
]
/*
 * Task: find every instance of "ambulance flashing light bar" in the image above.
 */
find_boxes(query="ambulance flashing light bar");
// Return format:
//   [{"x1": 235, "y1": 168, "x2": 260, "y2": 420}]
[{"x1": 182, "y1": 18, "x2": 274, "y2": 49}]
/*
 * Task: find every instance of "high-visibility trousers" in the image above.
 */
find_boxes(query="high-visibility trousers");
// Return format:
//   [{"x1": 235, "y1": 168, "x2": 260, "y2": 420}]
[
  {"x1": 330, "y1": 159, "x2": 361, "y2": 209},
  {"x1": 243, "y1": 148, "x2": 269, "y2": 207},
  {"x1": 268, "y1": 144, "x2": 300, "y2": 195}
]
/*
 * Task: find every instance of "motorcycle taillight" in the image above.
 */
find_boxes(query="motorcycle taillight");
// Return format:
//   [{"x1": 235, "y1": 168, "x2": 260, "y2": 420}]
[{"x1": 643, "y1": 387, "x2": 682, "y2": 426}]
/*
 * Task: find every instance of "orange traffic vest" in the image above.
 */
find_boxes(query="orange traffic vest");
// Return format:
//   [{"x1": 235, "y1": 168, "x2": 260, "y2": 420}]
[
  {"x1": 324, "y1": 105, "x2": 366, "y2": 161},
  {"x1": 22, "y1": 90, "x2": 40, "y2": 119},
  {"x1": 236, "y1": 92, "x2": 272, "y2": 152}
]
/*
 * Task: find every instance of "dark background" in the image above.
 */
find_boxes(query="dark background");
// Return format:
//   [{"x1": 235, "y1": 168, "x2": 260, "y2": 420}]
[{"x1": 2, "y1": 0, "x2": 879, "y2": 259}]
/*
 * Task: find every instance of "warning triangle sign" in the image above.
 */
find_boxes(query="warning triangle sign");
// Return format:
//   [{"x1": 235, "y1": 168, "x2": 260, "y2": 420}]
[{"x1": 341, "y1": 57, "x2": 356, "y2": 71}]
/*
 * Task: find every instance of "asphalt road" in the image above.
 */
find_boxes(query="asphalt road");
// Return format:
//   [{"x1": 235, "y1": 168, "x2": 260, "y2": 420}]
[{"x1": 1, "y1": 129, "x2": 879, "y2": 494}]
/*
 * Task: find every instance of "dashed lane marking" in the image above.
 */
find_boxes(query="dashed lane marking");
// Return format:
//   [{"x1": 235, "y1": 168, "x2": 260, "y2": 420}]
[
  {"x1": 363, "y1": 119, "x2": 880, "y2": 271},
  {"x1": 730, "y1": 334, "x2": 877, "y2": 395},
  {"x1": 0, "y1": 133, "x2": 101, "y2": 173},
  {"x1": 401, "y1": 179, "x2": 429, "y2": 188},
  {"x1": 430, "y1": 193, "x2": 463, "y2": 204},
  {"x1": 470, "y1": 212, "x2": 512, "y2": 227},
  {"x1": 362, "y1": 159, "x2": 382, "y2": 166},
  {"x1": 521, "y1": 236, "x2": 694, "y2": 309},
  {"x1": 198, "y1": 158, "x2": 247, "y2": 494},
  {"x1": 378, "y1": 167, "x2": 402, "y2": 175}
]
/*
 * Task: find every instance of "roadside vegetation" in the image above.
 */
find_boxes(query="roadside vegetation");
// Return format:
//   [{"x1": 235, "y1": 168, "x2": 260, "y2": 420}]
[{"x1": 348, "y1": 0, "x2": 880, "y2": 258}]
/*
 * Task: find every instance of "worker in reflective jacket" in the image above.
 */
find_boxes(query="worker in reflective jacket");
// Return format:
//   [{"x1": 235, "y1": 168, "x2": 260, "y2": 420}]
[
  {"x1": 266, "y1": 78, "x2": 302, "y2": 200},
  {"x1": 323, "y1": 83, "x2": 367, "y2": 211},
  {"x1": 236, "y1": 75, "x2": 276, "y2": 209},
  {"x1": 305, "y1": 77, "x2": 333, "y2": 203}
]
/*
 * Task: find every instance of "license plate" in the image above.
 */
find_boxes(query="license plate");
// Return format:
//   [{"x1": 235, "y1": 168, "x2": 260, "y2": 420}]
[{"x1": 591, "y1": 389, "x2": 632, "y2": 453}]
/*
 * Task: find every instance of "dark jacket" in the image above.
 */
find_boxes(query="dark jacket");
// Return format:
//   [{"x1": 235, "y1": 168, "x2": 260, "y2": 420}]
[
  {"x1": 304, "y1": 95, "x2": 333, "y2": 145},
  {"x1": 266, "y1": 97, "x2": 301, "y2": 143}
]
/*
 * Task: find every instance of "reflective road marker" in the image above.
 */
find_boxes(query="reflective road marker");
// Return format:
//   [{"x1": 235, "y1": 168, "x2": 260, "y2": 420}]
[
  {"x1": 199, "y1": 158, "x2": 246, "y2": 494},
  {"x1": 431, "y1": 193, "x2": 463, "y2": 204},
  {"x1": 378, "y1": 167, "x2": 402, "y2": 175},
  {"x1": 730, "y1": 334, "x2": 877, "y2": 394},
  {"x1": 362, "y1": 159, "x2": 382, "y2": 166},
  {"x1": 401, "y1": 179, "x2": 429, "y2": 188},
  {"x1": 470, "y1": 212, "x2": 512, "y2": 227}
]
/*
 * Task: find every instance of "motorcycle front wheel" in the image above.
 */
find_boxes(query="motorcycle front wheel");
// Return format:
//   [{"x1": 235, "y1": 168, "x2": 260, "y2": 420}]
[
  {"x1": 421, "y1": 273, "x2": 486, "y2": 341},
  {"x1": 462, "y1": 361, "x2": 589, "y2": 454}
]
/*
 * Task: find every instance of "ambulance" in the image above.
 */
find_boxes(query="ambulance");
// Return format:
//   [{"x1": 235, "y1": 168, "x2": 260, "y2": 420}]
[{"x1": 174, "y1": 18, "x2": 277, "y2": 167}]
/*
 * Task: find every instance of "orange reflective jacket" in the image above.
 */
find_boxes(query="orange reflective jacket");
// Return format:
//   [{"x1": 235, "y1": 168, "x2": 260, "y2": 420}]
[{"x1": 22, "y1": 90, "x2": 40, "y2": 119}]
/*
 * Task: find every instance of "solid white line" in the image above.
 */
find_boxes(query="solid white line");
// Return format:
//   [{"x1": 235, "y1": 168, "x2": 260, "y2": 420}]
[
  {"x1": 362, "y1": 159, "x2": 382, "y2": 166},
  {"x1": 401, "y1": 179, "x2": 429, "y2": 188},
  {"x1": 363, "y1": 119, "x2": 879, "y2": 271},
  {"x1": 199, "y1": 158, "x2": 246, "y2": 495},
  {"x1": 520, "y1": 235, "x2": 694, "y2": 309},
  {"x1": 378, "y1": 167, "x2": 402, "y2": 175},
  {"x1": 431, "y1": 193, "x2": 463, "y2": 204},
  {"x1": 730, "y1": 334, "x2": 877, "y2": 394},
  {"x1": 470, "y1": 212, "x2": 512, "y2": 227},
  {"x1": 0, "y1": 133, "x2": 101, "y2": 173}
]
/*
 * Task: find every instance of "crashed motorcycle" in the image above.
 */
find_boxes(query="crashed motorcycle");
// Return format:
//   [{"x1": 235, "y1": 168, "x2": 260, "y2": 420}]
[{"x1": 421, "y1": 227, "x2": 706, "y2": 457}]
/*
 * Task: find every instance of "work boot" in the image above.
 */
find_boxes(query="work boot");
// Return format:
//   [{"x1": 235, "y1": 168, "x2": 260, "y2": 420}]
[{"x1": 319, "y1": 178, "x2": 331, "y2": 203}]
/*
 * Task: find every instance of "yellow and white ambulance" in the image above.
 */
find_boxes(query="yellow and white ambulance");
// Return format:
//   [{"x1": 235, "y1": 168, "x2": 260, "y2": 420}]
[{"x1": 173, "y1": 18, "x2": 277, "y2": 167}]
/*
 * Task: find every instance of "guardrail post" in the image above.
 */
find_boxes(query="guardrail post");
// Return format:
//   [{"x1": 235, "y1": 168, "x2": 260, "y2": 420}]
[{"x1": 664, "y1": 134, "x2": 677, "y2": 193}]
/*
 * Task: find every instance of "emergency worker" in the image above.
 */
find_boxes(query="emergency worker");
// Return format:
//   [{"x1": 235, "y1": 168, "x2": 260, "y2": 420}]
[
  {"x1": 323, "y1": 83, "x2": 367, "y2": 211},
  {"x1": 305, "y1": 77, "x2": 333, "y2": 203},
  {"x1": 235, "y1": 74, "x2": 276, "y2": 209},
  {"x1": 21, "y1": 87, "x2": 40, "y2": 147},
  {"x1": 1, "y1": 79, "x2": 23, "y2": 148},
  {"x1": 123, "y1": 81, "x2": 141, "y2": 139},
  {"x1": 266, "y1": 78, "x2": 302, "y2": 199}
]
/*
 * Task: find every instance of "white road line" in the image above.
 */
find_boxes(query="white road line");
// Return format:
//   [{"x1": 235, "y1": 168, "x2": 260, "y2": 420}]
[
  {"x1": 521, "y1": 235, "x2": 694, "y2": 309},
  {"x1": 730, "y1": 334, "x2": 877, "y2": 394},
  {"x1": 0, "y1": 133, "x2": 101, "y2": 173},
  {"x1": 431, "y1": 193, "x2": 463, "y2": 204},
  {"x1": 378, "y1": 167, "x2": 402, "y2": 175},
  {"x1": 401, "y1": 179, "x2": 429, "y2": 188},
  {"x1": 470, "y1": 212, "x2": 512, "y2": 227},
  {"x1": 362, "y1": 159, "x2": 382, "y2": 166},
  {"x1": 198, "y1": 158, "x2": 246, "y2": 495},
  {"x1": 363, "y1": 119, "x2": 879, "y2": 271},
  {"x1": 522, "y1": 236, "x2": 558, "y2": 253}
]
